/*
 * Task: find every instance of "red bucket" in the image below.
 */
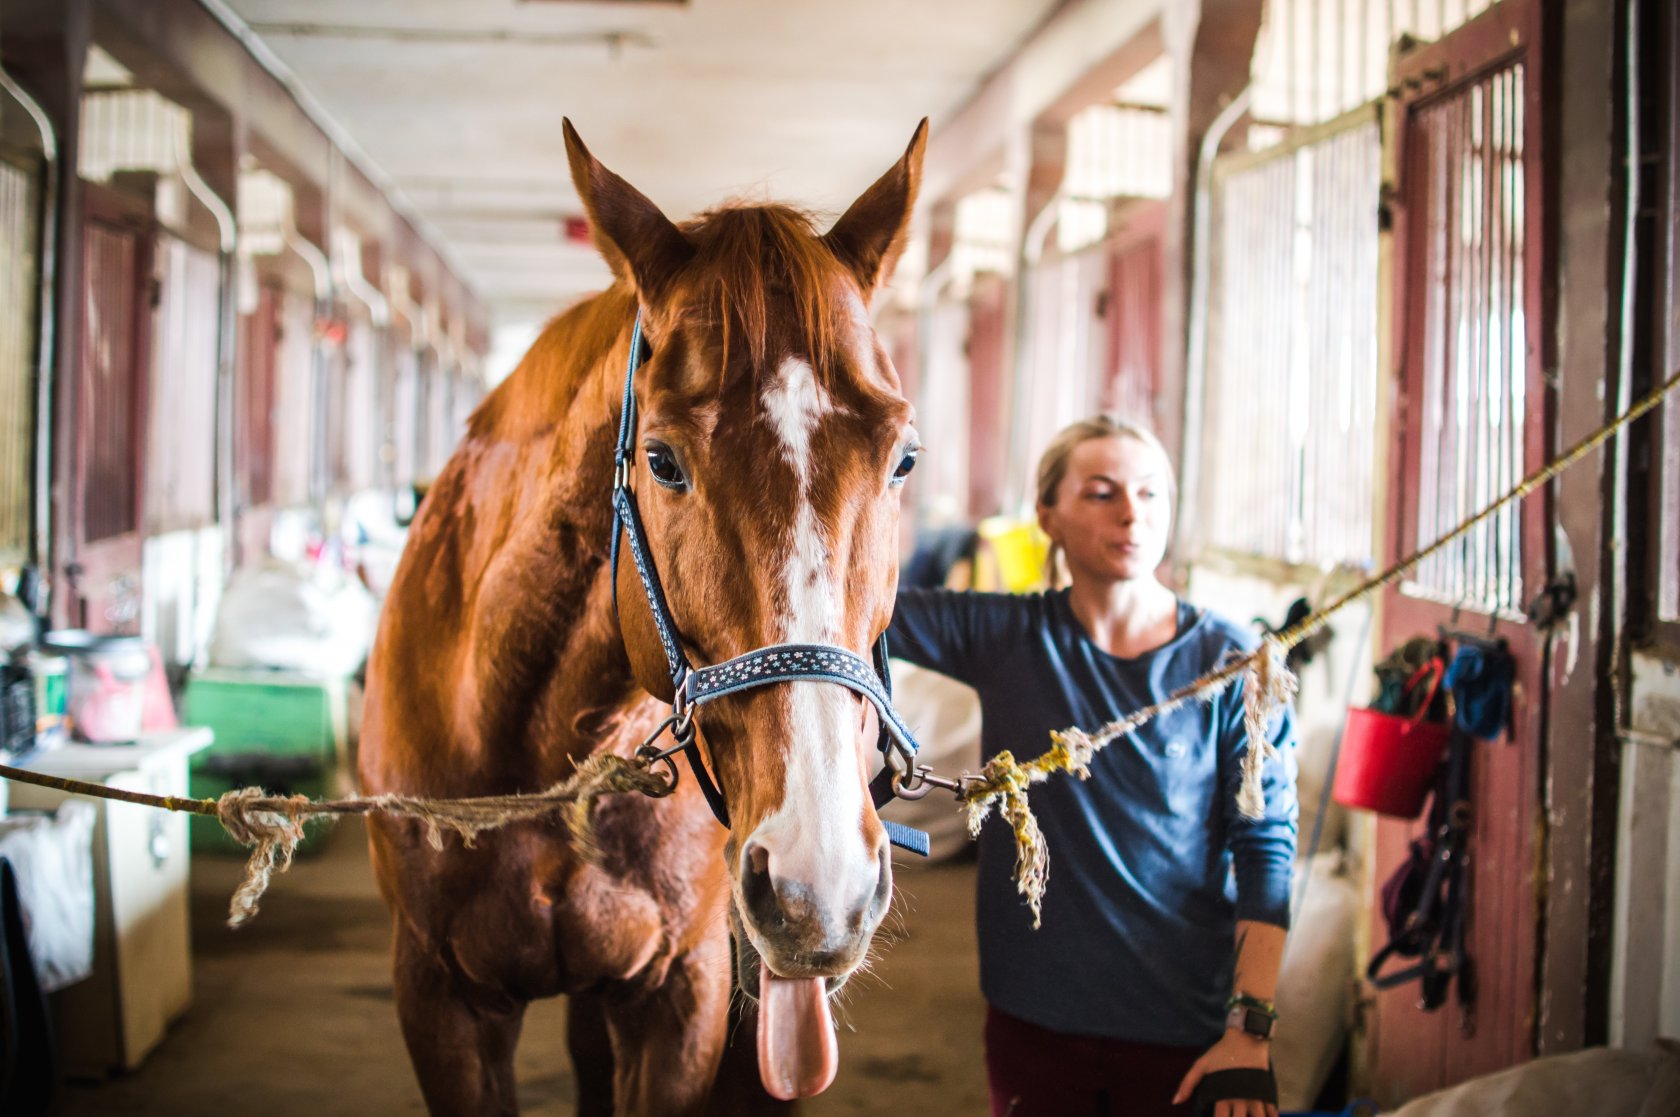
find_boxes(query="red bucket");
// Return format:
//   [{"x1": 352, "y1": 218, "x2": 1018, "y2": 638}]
[{"x1": 1333, "y1": 662, "x2": 1450, "y2": 818}]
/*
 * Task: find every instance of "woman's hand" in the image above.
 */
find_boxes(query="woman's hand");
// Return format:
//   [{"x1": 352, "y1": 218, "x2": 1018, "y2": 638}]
[{"x1": 1171, "y1": 1030, "x2": 1277, "y2": 1117}]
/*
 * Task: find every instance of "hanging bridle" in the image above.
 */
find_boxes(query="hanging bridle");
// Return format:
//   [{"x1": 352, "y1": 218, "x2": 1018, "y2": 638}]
[{"x1": 609, "y1": 313, "x2": 931, "y2": 855}]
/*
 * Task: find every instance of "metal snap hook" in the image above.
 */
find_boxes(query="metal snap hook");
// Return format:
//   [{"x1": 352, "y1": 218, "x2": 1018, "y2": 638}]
[
  {"x1": 633, "y1": 742, "x2": 681, "y2": 795},
  {"x1": 891, "y1": 766, "x2": 934, "y2": 801},
  {"x1": 632, "y1": 710, "x2": 698, "y2": 797}
]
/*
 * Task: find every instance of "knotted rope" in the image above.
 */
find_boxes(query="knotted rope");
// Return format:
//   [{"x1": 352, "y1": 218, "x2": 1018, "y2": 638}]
[{"x1": 0, "y1": 750, "x2": 672, "y2": 928}]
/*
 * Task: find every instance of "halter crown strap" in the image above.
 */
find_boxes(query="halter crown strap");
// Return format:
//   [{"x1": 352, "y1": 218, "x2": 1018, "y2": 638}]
[{"x1": 609, "y1": 311, "x2": 927, "y2": 856}]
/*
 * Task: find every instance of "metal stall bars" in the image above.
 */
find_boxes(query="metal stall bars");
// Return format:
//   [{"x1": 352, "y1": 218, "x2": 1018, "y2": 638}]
[{"x1": 1198, "y1": 104, "x2": 1383, "y2": 572}]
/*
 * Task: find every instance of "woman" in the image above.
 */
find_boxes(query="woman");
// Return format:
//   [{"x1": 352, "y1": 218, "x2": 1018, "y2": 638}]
[{"x1": 888, "y1": 416, "x2": 1297, "y2": 1117}]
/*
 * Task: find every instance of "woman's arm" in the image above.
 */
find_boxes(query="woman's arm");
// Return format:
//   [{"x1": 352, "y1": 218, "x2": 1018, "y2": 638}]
[
  {"x1": 1175, "y1": 634, "x2": 1299, "y2": 1115},
  {"x1": 1232, "y1": 918, "x2": 1286, "y2": 1007},
  {"x1": 1171, "y1": 920, "x2": 1286, "y2": 1117},
  {"x1": 885, "y1": 587, "x2": 1016, "y2": 686}
]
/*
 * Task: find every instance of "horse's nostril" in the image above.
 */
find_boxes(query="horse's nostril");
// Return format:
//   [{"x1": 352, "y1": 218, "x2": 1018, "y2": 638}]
[
  {"x1": 868, "y1": 839, "x2": 892, "y2": 924},
  {"x1": 742, "y1": 841, "x2": 780, "y2": 929}
]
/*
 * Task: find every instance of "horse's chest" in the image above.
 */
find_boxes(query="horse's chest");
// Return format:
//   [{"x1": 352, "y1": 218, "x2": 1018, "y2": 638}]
[{"x1": 463, "y1": 798, "x2": 727, "y2": 995}]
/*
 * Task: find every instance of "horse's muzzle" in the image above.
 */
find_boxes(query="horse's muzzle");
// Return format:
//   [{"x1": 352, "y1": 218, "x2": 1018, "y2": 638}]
[{"x1": 735, "y1": 837, "x2": 892, "y2": 982}]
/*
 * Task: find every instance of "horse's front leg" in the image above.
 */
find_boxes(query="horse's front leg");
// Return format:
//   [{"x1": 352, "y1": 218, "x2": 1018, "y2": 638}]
[
  {"x1": 602, "y1": 939, "x2": 782, "y2": 1117},
  {"x1": 392, "y1": 923, "x2": 527, "y2": 1117}
]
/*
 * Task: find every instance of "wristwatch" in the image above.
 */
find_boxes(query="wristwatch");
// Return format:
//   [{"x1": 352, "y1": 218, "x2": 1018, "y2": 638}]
[{"x1": 1225, "y1": 994, "x2": 1277, "y2": 1040}]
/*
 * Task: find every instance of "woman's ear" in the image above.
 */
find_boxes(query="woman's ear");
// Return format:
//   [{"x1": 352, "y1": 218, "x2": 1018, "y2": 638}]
[{"x1": 1035, "y1": 503, "x2": 1060, "y2": 545}]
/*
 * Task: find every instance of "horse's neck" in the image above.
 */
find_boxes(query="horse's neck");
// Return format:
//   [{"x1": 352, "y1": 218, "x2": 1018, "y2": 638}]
[{"x1": 452, "y1": 290, "x2": 643, "y2": 772}]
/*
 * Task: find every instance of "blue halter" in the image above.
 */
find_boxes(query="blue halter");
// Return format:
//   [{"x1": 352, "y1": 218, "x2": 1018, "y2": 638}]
[{"x1": 609, "y1": 313, "x2": 928, "y2": 856}]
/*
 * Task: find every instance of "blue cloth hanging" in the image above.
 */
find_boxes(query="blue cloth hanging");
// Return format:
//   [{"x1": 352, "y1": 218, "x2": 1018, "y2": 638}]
[{"x1": 1443, "y1": 643, "x2": 1515, "y2": 740}]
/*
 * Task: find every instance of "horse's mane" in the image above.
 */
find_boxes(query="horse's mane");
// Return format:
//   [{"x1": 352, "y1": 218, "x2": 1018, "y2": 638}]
[
  {"x1": 473, "y1": 203, "x2": 858, "y2": 442},
  {"x1": 679, "y1": 203, "x2": 850, "y2": 386}
]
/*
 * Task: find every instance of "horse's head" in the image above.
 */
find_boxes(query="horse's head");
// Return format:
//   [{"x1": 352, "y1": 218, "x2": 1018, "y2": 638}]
[{"x1": 565, "y1": 121, "x2": 925, "y2": 1096}]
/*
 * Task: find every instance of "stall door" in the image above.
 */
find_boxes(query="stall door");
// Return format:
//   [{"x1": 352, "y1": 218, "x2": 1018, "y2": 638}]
[
  {"x1": 1369, "y1": 0, "x2": 1548, "y2": 1100},
  {"x1": 73, "y1": 217, "x2": 151, "y2": 633}
]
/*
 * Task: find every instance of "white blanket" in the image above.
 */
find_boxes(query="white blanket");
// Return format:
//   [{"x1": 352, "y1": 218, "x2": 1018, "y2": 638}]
[{"x1": 1387, "y1": 1041, "x2": 1680, "y2": 1117}]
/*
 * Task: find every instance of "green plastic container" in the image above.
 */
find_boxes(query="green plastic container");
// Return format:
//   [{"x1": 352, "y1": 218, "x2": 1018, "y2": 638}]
[{"x1": 183, "y1": 669, "x2": 350, "y2": 856}]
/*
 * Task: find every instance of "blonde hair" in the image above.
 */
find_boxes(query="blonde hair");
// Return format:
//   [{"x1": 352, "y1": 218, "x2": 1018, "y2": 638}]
[{"x1": 1035, "y1": 415, "x2": 1175, "y2": 587}]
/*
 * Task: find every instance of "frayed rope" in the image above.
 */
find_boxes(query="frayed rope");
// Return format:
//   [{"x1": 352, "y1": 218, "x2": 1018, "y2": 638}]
[
  {"x1": 957, "y1": 640, "x2": 1299, "y2": 924},
  {"x1": 1238, "y1": 635, "x2": 1297, "y2": 820},
  {"x1": 212, "y1": 751, "x2": 673, "y2": 928}
]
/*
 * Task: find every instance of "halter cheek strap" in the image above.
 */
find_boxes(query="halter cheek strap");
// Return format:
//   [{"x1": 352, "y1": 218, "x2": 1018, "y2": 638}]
[{"x1": 609, "y1": 312, "x2": 928, "y2": 856}]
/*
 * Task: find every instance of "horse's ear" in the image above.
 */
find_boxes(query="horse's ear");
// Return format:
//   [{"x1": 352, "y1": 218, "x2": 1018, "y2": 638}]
[
  {"x1": 564, "y1": 118, "x2": 694, "y2": 305},
  {"x1": 823, "y1": 119, "x2": 928, "y2": 301}
]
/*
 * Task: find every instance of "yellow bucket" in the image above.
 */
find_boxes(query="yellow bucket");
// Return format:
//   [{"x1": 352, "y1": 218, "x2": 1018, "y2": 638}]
[{"x1": 975, "y1": 517, "x2": 1051, "y2": 593}]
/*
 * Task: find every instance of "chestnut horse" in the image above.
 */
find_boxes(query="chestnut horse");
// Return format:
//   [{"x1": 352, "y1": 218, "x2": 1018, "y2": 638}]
[{"x1": 359, "y1": 119, "x2": 928, "y2": 1116}]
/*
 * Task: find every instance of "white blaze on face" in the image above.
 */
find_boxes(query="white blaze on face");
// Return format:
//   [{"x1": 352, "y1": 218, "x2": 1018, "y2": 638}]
[{"x1": 749, "y1": 357, "x2": 876, "y2": 935}]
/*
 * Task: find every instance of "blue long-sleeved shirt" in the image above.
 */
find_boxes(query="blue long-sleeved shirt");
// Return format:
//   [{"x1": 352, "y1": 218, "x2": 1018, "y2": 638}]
[{"x1": 887, "y1": 587, "x2": 1298, "y2": 1045}]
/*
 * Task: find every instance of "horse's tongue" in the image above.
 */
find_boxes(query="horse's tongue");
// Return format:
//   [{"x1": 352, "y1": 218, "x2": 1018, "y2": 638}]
[{"x1": 757, "y1": 970, "x2": 838, "y2": 1100}]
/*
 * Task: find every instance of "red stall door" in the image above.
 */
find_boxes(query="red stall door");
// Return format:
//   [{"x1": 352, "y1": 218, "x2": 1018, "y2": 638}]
[{"x1": 1368, "y1": 0, "x2": 1550, "y2": 1101}]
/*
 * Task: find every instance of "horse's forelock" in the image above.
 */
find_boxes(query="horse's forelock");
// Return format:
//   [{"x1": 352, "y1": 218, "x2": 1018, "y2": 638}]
[{"x1": 676, "y1": 205, "x2": 860, "y2": 387}]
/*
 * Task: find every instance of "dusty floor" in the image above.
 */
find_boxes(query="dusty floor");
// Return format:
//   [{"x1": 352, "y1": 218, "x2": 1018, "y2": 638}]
[{"x1": 58, "y1": 819, "x2": 989, "y2": 1116}]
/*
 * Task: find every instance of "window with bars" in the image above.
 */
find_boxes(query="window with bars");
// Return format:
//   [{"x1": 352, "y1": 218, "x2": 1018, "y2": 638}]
[
  {"x1": 950, "y1": 187, "x2": 1015, "y2": 288},
  {"x1": 1016, "y1": 249, "x2": 1112, "y2": 511},
  {"x1": 0, "y1": 156, "x2": 38, "y2": 565},
  {"x1": 1201, "y1": 112, "x2": 1383, "y2": 568},
  {"x1": 1056, "y1": 56, "x2": 1173, "y2": 256},
  {"x1": 146, "y1": 234, "x2": 219, "y2": 533},
  {"x1": 1056, "y1": 104, "x2": 1172, "y2": 255},
  {"x1": 1249, "y1": 0, "x2": 1506, "y2": 143},
  {"x1": 271, "y1": 289, "x2": 316, "y2": 509},
  {"x1": 1402, "y1": 65, "x2": 1530, "y2": 615},
  {"x1": 337, "y1": 315, "x2": 378, "y2": 494}
]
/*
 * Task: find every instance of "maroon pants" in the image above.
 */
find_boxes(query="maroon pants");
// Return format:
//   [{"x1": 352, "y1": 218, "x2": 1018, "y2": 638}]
[{"x1": 984, "y1": 1005, "x2": 1203, "y2": 1117}]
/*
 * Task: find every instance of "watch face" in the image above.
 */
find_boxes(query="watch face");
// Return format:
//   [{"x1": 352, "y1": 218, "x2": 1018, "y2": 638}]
[
  {"x1": 1242, "y1": 1007, "x2": 1274, "y2": 1038},
  {"x1": 1228, "y1": 1004, "x2": 1274, "y2": 1037}
]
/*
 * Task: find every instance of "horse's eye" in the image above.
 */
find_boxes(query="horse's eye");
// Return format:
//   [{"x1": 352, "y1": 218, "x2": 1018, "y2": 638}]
[
  {"x1": 645, "y1": 445, "x2": 687, "y2": 490},
  {"x1": 890, "y1": 448, "x2": 920, "y2": 487}
]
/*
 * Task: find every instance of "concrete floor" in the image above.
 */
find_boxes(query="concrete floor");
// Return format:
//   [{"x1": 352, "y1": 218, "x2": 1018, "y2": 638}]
[{"x1": 59, "y1": 820, "x2": 989, "y2": 1116}]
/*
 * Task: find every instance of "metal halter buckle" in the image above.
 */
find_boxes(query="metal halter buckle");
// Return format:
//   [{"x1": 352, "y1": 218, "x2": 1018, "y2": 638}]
[{"x1": 632, "y1": 711, "x2": 698, "y2": 795}]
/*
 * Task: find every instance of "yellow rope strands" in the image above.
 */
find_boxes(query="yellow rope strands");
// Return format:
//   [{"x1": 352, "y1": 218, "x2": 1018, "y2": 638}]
[{"x1": 1, "y1": 368, "x2": 1675, "y2": 929}]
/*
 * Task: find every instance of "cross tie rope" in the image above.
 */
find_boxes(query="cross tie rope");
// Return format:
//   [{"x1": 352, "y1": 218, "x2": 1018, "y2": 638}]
[{"x1": 2, "y1": 368, "x2": 1675, "y2": 928}]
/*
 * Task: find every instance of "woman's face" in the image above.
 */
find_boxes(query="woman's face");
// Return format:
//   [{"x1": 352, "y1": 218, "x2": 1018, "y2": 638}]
[{"x1": 1038, "y1": 435, "x2": 1173, "y2": 587}]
